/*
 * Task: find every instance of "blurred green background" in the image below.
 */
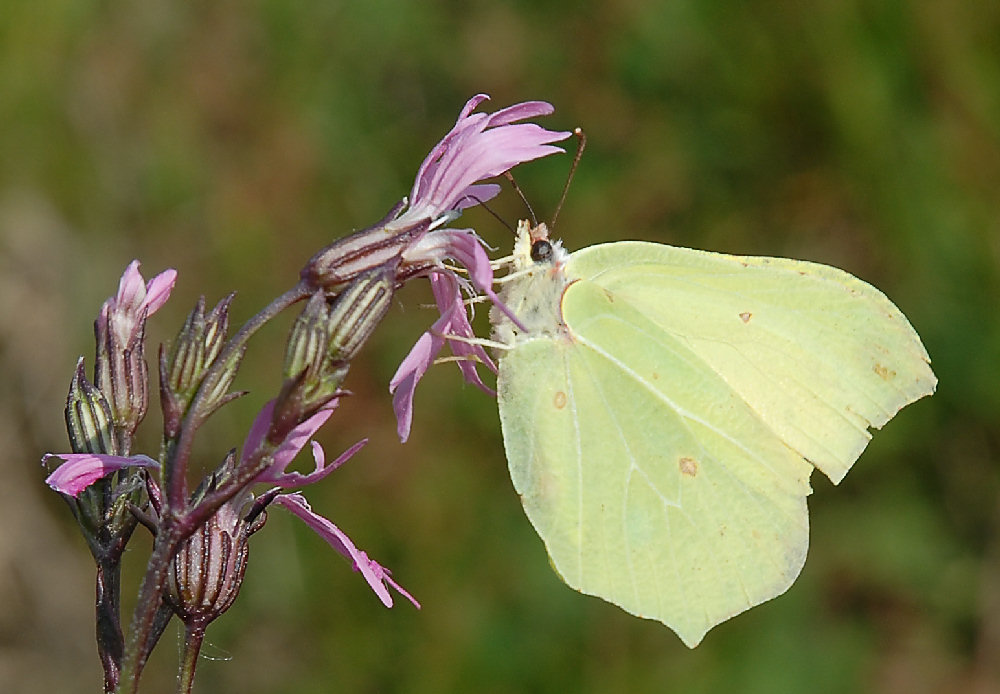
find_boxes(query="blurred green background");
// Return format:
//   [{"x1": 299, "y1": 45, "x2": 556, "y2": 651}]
[{"x1": 1, "y1": 1, "x2": 997, "y2": 692}]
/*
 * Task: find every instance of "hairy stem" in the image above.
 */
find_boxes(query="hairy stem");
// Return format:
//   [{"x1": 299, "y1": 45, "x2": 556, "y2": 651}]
[
  {"x1": 177, "y1": 621, "x2": 206, "y2": 694},
  {"x1": 96, "y1": 559, "x2": 123, "y2": 693}
]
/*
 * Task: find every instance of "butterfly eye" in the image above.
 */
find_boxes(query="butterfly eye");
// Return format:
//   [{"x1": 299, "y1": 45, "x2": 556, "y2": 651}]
[{"x1": 530, "y1": 239, "x2": 553, "y2": 263}]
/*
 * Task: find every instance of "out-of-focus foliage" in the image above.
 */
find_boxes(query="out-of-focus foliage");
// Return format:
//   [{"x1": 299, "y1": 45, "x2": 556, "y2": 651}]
[{"x1": 1, "y1": 1, "x2": 997, "y2": 693}]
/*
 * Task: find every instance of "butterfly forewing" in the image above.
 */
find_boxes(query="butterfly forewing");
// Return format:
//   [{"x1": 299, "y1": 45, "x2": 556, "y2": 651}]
[{"x1": 566, "y1": 242, "x2": 936, "y2": 483}]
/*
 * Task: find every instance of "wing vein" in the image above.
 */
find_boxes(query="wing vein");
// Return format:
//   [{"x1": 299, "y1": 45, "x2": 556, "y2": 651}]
[{"x1": 575, "y1": 330, "x2": 805, "y2": 526}]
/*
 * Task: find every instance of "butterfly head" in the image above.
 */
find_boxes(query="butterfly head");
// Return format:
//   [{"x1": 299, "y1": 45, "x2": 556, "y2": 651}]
[
  {"x1": 512, "y1": 220, "x2": 568, "y2": 273},
  {"x1": 491, "y1": 221, "x2": 572, "y2": 346}
]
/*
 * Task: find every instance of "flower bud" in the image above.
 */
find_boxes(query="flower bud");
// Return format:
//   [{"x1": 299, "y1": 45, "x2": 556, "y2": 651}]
[
  {"x1": 165, "y1": 294, "x2": 234, "y2": 403},
  {"x1": 275, "y1": 293, "x2": 343, "y2": 432},
  {"x1": 95, "y1": 311, "x2": 149, "y2": 436},
  {"x1": 166, "y1": 494, "x2": 265, "y2": 625},
  {"x1": 300, "y1": 203, "x2": 426, "y2": 292},
  {"x1": 65, "y1": 358, "x2": 118, "y2": 455},
  {"x1": 272, "y1": 271, "x2": 394, "y2": 438},
  {"x1": 160, "y1": 296, "x2": 245, "y2": 434},
  {"x1": 93, "y1": 262, "x2": 176, "y2": 436},
  {"x1": 326, "y1": 269, "x2": 394, "y2": 364},
  {"x1": 283, "y1": 292, "x2": 330, "y2": 383}
]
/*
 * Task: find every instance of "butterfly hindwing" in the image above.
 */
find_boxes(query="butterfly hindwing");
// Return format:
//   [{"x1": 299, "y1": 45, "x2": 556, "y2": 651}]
[{"x1": 500, "y1": 278, "x2": 815, "y2": 647}]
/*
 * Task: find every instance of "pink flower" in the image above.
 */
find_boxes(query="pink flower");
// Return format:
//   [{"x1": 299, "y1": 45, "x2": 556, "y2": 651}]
[
  {"x1": 302, "y1": 95, "x2": 570, "y2": 292},
  {"x1": 390, "y1": 94, "x2": 570, "y2": 232},
  {"x1": 389, "y1": 265, "x2": 497, "y2": 443},
  {"x1": 94, "y1": 260, "x2": 177, "y2": 430},
  {"x1": 42, "y1": 453, "x2": 159, "y2": 496},
  {"x1": 97, "y1": 260, "x2": 177, "y2": 349},
  {"x1": 236, "y1": 399, "x2": 416, "y2": 607}
]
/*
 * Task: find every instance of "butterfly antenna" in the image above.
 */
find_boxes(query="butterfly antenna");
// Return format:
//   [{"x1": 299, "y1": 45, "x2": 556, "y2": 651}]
[
  {"x1": 503, "y1": 171, "x2": 538, "y2": 228},
  {"x1": 550, "y1": 127, "x2": 586, "y2": 229},
  {"x1": 457, "y1": 193, "x2": 515, "y2": 234}
]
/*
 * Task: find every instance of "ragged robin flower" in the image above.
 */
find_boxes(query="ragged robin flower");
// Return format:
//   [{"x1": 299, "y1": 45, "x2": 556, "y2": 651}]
[
  {"x1": 385, "y1": 99, "x2": 571, "y2": 442},
  {"x1": 302, "y1": 94, "x2": 570, "y2": 295}
]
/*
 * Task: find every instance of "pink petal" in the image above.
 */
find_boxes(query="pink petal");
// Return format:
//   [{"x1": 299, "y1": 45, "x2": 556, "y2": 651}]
[
  {"x1": 142, "y1": 268, "x2": 178, "y2": 316},
  {"x1": 273, "y1": 493, "x2": 419, "y2": 608},
  {"x1": 270, "y1": 405, "x2": 336, "y2": 471},
  {"x1": 389, "y1": 268, "x2": 501, "y2": 442},
  {"x1": 42, "y1": 453, "x2": 159, "y2": 497},
  {"x1": 408, "y1": 229, "x2": 523, "y2": 333},
  {"x1": 267, "y1": 438, "x2": 367, "y2": 488},
  {"x1": 453, "y1": 183, "x2": 501, "y2": 210},
  {"x1": 484, "y1": 100, "x2": 556, "y2": 127},
  {"x1": 247, "y1": 400, "x2": 343, "y2": 484},
  {"x1": 456, "y1": 93, "x2": 490, "y2": 121},
  {"x1": 99, "y1": 261, "x2": 177, "y2": 341},
  {"x1": 389, "y1": 331, "x2": 441, "y2": 443},
  {"x1": 241, "y1": 400, "x2": 275, "y2": 463},
  {"x1": 426, "y1": 125, "x2": 567, "y2": 210},
  {"x1": 408, "y1": 97, "x2": 570, "y2": 219},
  {"x1": 428, "y1": 274, "x2": 497, "y2": 394},
  {"x1": 115, "y1": 260, "x2": 147, "y2": 313}
]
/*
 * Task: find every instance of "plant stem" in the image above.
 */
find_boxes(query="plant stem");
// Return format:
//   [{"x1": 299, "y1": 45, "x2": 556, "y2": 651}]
[
  {"x1": 96, "y1": 558, "x2": 123, "y2": 693},
  {"x1": 117, "y1": 530, "x2": 179, "y2": 694},
  {"x1": 177, "y1": 621, "x2": 206, "y2": 694}
]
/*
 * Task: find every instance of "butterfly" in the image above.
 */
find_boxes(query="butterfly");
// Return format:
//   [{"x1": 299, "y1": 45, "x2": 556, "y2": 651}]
[{"x1": 489, "y1": 220, "x2": 936, "y2": 647}]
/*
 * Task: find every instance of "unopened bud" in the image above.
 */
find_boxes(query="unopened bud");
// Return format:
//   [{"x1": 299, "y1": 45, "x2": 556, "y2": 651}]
[
  {"x1": 301, "y1": 202, "x2": 426, "y2": 291},
  {"x1": 273, "y1": 271, "x2": 394, "y2": 433},
  {"x1": 326, "y1": 269, "x2": 394, "y2": 364},
  {"x1": 283, "y1": 292, "x2": 330, "y2": 383},
  {"x1": 166, "y1": 496, "x2": 264, "y2": 625},
  {"x1": 91, "y1": 262, "x2": 176, "y2": 437},
  {"x1": 166, "y1": 294, "x2": 234, "y2": 401},
  {"x1": 65, "y1": 358, "x2": 118, "y2": 455}
]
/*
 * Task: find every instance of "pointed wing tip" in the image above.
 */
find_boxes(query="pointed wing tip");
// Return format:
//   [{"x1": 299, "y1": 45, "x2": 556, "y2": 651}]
[{"x1": 676, "y1": 629, "x2": 707, "y2": 649}]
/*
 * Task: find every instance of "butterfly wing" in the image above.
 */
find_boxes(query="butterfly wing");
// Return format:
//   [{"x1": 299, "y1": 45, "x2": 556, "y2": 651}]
[
  {"x1": 499, "y1": 280, "x2": 818, "y2": 646},
  {"x1": 497, "y1": 240, "x2": 935, "y2": 646},
  {"x1": 565, "y1": 242, "x2": 937, "y2": 484}
]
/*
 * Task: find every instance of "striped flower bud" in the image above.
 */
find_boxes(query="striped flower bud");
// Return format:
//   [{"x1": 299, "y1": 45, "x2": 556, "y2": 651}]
[
  {"x1": 166, "y1": 492, "x2": 265, "y2": 626},
  {"x1": 166, "y1": 294, "x2": 233, "y2": 400},
  {"x1": 65, "y1": 358, "x2": 118, "y2": 455},
  {"x1": 161, "y1": 294, "x2": 237, "y2": 437},
  {"x1": 300, "y1": 201, "x2": 422, "y2": 292},
  {"x1": 273, "y1": 271, "x2": 394, "y2": 439},
  {"x1": 283, "y1": 292, "x2": 330, "y2": 384},
  {"x1": 326, "y1": 269, "x2": 394, "y2": 364}
]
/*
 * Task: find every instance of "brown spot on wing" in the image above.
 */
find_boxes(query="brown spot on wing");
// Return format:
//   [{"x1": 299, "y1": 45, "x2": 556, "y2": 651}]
[
  {"x1": 739, "y1": 311, "x2": 752, "y2": 323},
  {"x1": 873, "y1": 363, "x2": 896, "y2": 381},
  {"x1": 679, "y1": 457, "x2": 698, "y2": 477},
  {"x1": 553, "y1": 391, "x2": 567, "y2": 409}
]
